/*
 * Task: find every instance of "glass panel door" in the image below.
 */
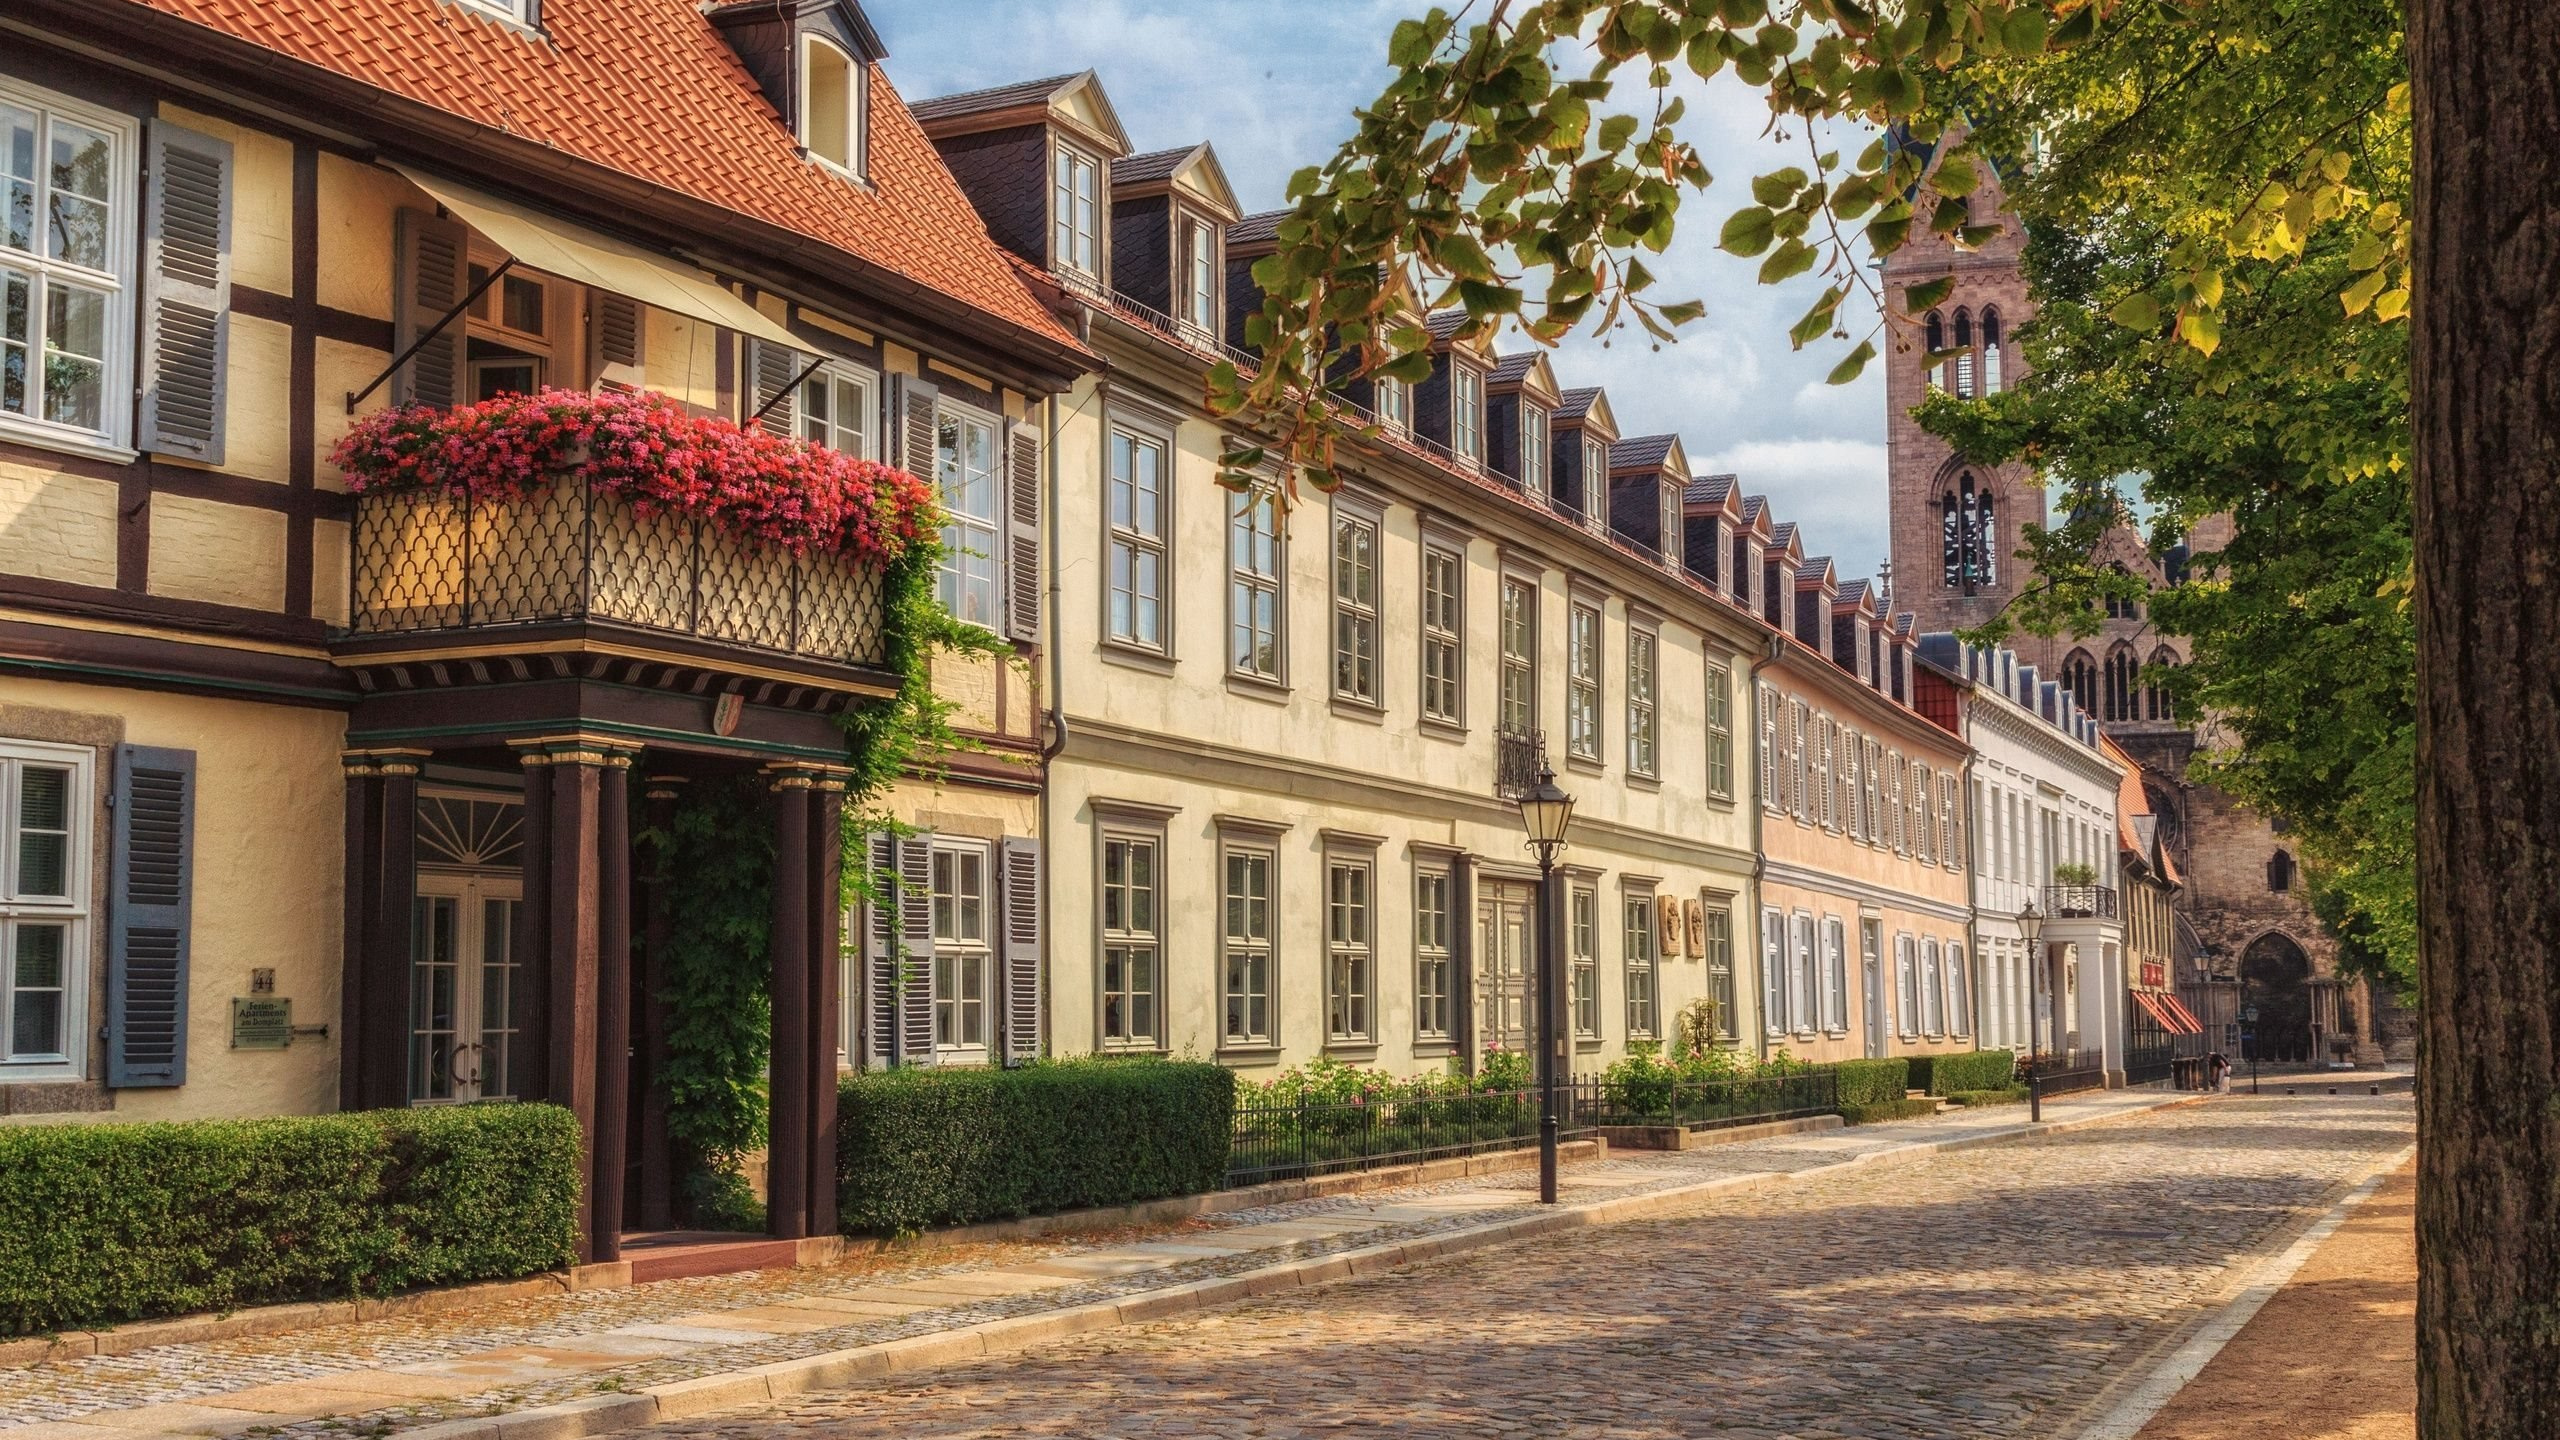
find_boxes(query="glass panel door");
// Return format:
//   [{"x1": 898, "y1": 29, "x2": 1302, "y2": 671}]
[
  {"x1": 1476, "y1": 883, "x2": 1535, "y2": 1061},
  {"x1": 410, "y1": 893, "x2": 462, "y2": 1102},
  {"x1": 411, "y1": 874, "x2": 521, "y2": 1104}
]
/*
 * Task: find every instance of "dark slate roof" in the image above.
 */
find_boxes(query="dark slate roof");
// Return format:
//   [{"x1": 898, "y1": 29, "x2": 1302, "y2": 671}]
[
  {"x1": 1488, "y1": 352, "x2": 1541, "y2": 385},
  {"x1": 1741, "y1": 496, "x2": 1767, "y2": 522},
  {"x1": 909, "y1": 73, "x2": 1083, "y2": 123},
  {"x1": 1893, "y1": 612, "x2": 1918, "y2": 637},
  {"x1": 1797, "y1": 554, "x2": 1835, "y2": 585},
  {"x1": 1111, "y1": 146, "x2": 1196, "y2": 186},
  {"x1": 1425, "y1": 309, "x2": 1478, "y2": 340},
  {"x1": 1610, "y1": 434, "x2": 1679, "y2": 471},
  {"x1": 1683, "y1": 473, "x2": 1737, "y2": 507},
  {"x1": 1769, "y1": 521, "x2": 1799, "y2": 549},
  {"x1": 1228, "y1": 210, "x2": 1290, "y2": 247},
  {"x1": 1837, "y1": 578, "x2": 1873, "y2": 606},
  {"x1": 1555, "y1": 386, "x2": 1604, "y2": 420}
]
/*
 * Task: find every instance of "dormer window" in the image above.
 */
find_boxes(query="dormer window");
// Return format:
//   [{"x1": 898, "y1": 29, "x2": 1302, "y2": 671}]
[
  {"x1": 1451, "y1": 364, "x2": 1483, "y2": 465},
  {"x1": 1375, "y1": 374, "x2": 1409, "y2": 434},
  {"x1": 1181, "y1": 217, "x2": 1216, "y2": 332},
  {"x1": 1659, "y1": 486, "x2": 1679, "y2": 564},
  {"x1": 799, "y1": 34, "x2": 863, "y2": 177},
  {"x1": 460, "y1": 0, "x2": 534, "y2": 24},
  {"x1": 1581, "y1": 437, "x2": 1606, "y2": 524},
  {"x1": 1053, "y1": 145, "x2": 1101, "y2": 278},
  {"x1": 1519, "y1": 404, "x2": 1548, "y2": 496}
]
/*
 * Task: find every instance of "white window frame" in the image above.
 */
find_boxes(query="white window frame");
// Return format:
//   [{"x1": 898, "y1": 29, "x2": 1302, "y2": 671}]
[
  {"x1": 1789, "y1": 910, "x2": 1818, "y2": 1039},
  {"x1": 1421, "y1": 542, "x2": 1464, "y2": 724},
  {"x1": 1821, "y1": 915, "x2": 1848, "y2": 1034},
  {"x1": 1228, "y1": 485, "x2": 1284, "y2": 682},
  {"x1": 797, "y1": 32, "x2": 865, "y2": 179},
  {"x1": 1451, "y1": 363, "x2": 1484, "y2": 465},
  {"x1": 1581, "y1": 436, "x2": 1608, "y2": 525},
  {"x1": 1704, "y1": 660, "x2": 1734, "y2": 800},
  {"x1": 1895, "y1": 932, "x2": 1919, "y2": 1038},
  {"x1": 0, "y1": 737, "x2": 92, "y2": 1080},
  {"x1": 1098, "y1": 827, "x2": 1162, "y2": 1050},
  {"x1": 1759, "y1": 906, "x2": 1787, "y2": 1038},
  {"x1": 458, "y1": 0, "x2": 534, "y2": 22},
  {"x1": 1375, "y1": 374, "x2": 1410, "y2": 435},
  {"x1": 1566, "y1": 600, "x2": 1602, "y2": 764},
  {"x1": 1570, "y1": 883, "x2": 1600, "y2": 1040},
  {"x1": 1052, "y1": 142, "x2": 1101, "y2": 280},
  {"x1": 796, "y1": 361, "x2": 877, "y2": 459},
  {"x1": 1498, "y1": 577, "x2": 1536, "y2": 735},
  {"x1": 1704, "y1": 903, "x2": 1736, "y2": 1039},
  {"x1": 928, "y1": 839, "x2": 993, "y2": 1060},
  {"x1": 1332, "y1": 510, "x2": 1381, "y2": 705},
  {"x1": 1106, "y1": 424, "x2": 1169, "y2": 651},
  {"x1": 1946, "y1": 940, "x2": 1972, "y2": 1037},
  {"x1": 1626, "y1": 627, "x2": 1658, "y2": 779},
  {"x1": 1623, "y1": 890, "x2": 1658, "y2": 1040},
  {"x1": 1219, "y1": 839, "x2": 1275, "y2": 1048},
  {"x1": 1325, "y1": 854, "x2": 1374, "y2": 1044},
  {"x1": 0, "y1": 81, "x2": 138, "y2": 459},
  {"x1": 1922, "y1": 936, "x2": 1948, "y2": 1036},
  {"x1": 934, "y1": 399, "x2": 1003, "y2": 631},
  {"x1": 1180, "y1": 215, "x2": 1217, "y2": 333},
  {"x1": 1415, "y1": 864, "x2": 1453, "y2": 1042},
  {"x1": 1519, "y1": 402, "x2": 1548, "y2": 496}
]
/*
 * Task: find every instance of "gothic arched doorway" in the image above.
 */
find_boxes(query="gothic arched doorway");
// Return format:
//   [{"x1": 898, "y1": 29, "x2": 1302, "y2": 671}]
[{"x1": 2240, "y1": 933, "x2": 2315, "y2": 1064}]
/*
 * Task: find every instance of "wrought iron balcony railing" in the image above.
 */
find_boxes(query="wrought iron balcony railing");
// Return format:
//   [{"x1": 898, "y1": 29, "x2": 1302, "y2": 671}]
[
  {"x1": 344, "y1": 475, "x2": 889, "y2": 667},
  {"x1": 1495, "y1": 726, "x2": 1549, "y2": 801},
  {"x1": 2044, "y1": 884, "x2": 2121, "y2": 921}
]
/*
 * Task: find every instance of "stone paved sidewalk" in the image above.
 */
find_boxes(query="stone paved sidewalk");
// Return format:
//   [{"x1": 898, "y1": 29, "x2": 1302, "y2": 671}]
[{"x1": 0, "y1": 1088, "x2": 2195, "y2": 1440}]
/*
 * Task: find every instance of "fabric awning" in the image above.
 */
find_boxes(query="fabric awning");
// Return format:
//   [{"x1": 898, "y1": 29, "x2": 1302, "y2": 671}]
[
  {"x1": 2134, "y1": 990, "x2": 2202, "y2": 1036},
  {"x1": 2132, "y1": 990, "x2": 2179, "y2": 1034},
  {"x1": 395, "y1": 166, "x2": 807, "y2": 355},
  {"x1": 2161, "y1": 993, "x2": 2206, "y2": 1033}
]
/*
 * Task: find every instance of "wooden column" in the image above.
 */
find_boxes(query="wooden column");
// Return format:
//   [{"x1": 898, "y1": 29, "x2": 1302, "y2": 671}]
[
  {"x1": 766, "y1": 767, "x2": 814, "y2": 1241},
  {"x1": 636, "y1": 774, "x2": 685, "y2": 1231},
  {"x1": 513, "y1": 748, "x2": 555, "y2": 1104},
  {"x1": 547, "y1": 745, "x2": 604, "y2": 1263},
  {"x1": 338, "y1": 754, "x2": 381, "y2": 1113},
  {"x1": 805, "y1": 771, "x2": 847, "y2": 1238},
  {"x1": 591, "y1": 753, "x2": 635, "y2": 1261},
  {"x1": 361, "y1": 751, "x2": 426, "y2": 1113}
]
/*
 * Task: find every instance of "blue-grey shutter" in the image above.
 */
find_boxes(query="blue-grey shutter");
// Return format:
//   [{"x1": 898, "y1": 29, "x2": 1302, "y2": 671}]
[
  {"x1": 896, "y1": 833, "x2": 936, "y2": 1066},
  {"x1": 1003, "y1": 422, "x2": 1042, "y2": 643},
  {"x1": 107, "y1": 745, "x2": 195, "y2": 1087},
  {"x1": 999, "y1": 836, "x2": 1041, "y2": 1066},
  {"x1": 862, "y1": 830, "x2": 897, "y2": 1067},
  {"x1": 138, "y1": 122, "x2": 233, "y2": 464},
  {"x1": 888, "y1": 372, "x2": 938, "y2": 479},
  {"x1": 392, "y1": 208, "x2": 468, "y2": 410}
]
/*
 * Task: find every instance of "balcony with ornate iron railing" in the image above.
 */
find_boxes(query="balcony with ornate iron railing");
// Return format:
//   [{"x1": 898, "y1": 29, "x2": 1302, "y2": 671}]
[
  {"x1": 344, "y1": 475, "x2": 890, "y2": 667},
  {"x1": 2044, "y1": 885, "x2": 2121, "y2": 921},
  {"x1": 1495, "y1": 726, "x2": 1549, "y2": 801}
]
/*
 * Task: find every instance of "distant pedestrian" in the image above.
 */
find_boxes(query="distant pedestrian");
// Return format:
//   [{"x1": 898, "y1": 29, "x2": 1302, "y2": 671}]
[{"x1": 2207, "y1": 1052, "x2": 2231, "y2": 1093}]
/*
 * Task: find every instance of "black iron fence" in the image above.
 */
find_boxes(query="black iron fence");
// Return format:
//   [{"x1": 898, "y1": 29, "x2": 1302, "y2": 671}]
[
  {"x1": 1227, "y1": 1085, "x2": 1586, "y2": 1188},
  {"x1": 1495, "y1": 727, "x2": 1549, "y2": 800},
  {"x1": 346, "y1": 477, "x2": 889, "y2": 666},
  {"x1": 2023, "y1": 1047, "x2": 2109, "y2": 1101},
  {"x1": 2124, "y1": 1043, "x2": 2177, "y2": 1088},
  {"x1": 1575, "y1": 1068, "x2": 1840, "y2": 1131}
]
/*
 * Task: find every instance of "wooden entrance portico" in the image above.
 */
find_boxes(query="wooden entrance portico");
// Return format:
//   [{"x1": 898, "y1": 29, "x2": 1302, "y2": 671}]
[{"x1": 330, "y1": 477, "x2": 900, "y2": 1262}]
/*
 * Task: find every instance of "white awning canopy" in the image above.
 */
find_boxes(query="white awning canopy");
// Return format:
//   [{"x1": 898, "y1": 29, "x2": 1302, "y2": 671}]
[{"x1": 395, "y1": 166, "x2": 806, "y2": 355}]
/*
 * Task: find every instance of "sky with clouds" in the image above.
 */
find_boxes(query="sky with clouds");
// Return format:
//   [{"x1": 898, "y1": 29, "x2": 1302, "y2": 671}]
[{"x1": 871, "y1": 0, "x2": 1899, "y2": 580}]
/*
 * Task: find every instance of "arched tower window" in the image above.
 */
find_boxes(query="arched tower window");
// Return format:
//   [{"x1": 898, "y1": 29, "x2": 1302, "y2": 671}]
[
  {"x1": 1939, "y1": 472, "x2": 1998, "y2": 593},
  {"x1": 2103, "y1": 644, "x2": 2140, "y2": 722},
  {"x1": 2105, "y1": 563, "x2": 2142, "y2": 619},
  {"x1": 2267, "y1": 849, "x2": 2295, "y2": 893},
  {"x1": 1924, "y1": 310, "x2": 1945, "y2": 390},
  {"x1": 2146, "y1": 646, "x2": 2179, "y2": 721},
  {"x1": 2060, "y1": 650, "x2": 2098, "y2": 716},
  {"x1": 1952, "y1": 309, "x2": 1975, "y2": 397},
  {"x1": 1981, "y1": 308, "x2": 2004, "y2": 392}
]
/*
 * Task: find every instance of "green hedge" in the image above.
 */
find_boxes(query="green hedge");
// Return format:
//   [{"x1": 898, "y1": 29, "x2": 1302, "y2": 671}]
[
  {"x1": 838, "y1": 1058, "x2": 1235, "y2": 1235},
  {"x1": 0, "y1": 1104, "x2": 581, "y2": 1336},
  {"x1": 1832, "y1": 1058, "x2": 1910, "y2": 1109},
  {"x1": 1840, "y1": 1097, "x2": 1941, "y2": 1125},
  {"x1": 1947, "y1": 1086, "x2": 2030, "y2": 1107},
  {"x1": 1908, "y1": 1049, "x2": 2018, "y2": 1096}
]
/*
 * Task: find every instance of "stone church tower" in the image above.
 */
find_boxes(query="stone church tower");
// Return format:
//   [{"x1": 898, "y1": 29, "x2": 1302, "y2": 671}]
[{"x1": 1878, "y1": 141, "x2": 2406, "y2": 1065}]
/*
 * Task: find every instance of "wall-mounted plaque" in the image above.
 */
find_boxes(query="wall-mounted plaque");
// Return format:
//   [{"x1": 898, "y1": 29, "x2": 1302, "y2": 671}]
[{"x1": 231, "y1": 997, "x2": 293, "y2": 1050}]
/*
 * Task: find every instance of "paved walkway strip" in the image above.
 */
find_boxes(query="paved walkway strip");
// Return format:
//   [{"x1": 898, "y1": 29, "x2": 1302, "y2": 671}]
[{"x1": 0, "y1": 1089, "x2": 2187, "y2": 1440}]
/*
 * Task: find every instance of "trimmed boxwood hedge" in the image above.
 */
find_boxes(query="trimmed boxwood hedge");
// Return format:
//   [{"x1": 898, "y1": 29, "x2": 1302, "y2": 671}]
[
  {"x1": 1907, "y1": 1049, "x2": 2019, "y2": 1096},
  {"x1": 0, "y1": 1104, "x2": 582, "y2": 1337},
  {"x1": 1840, "y1": 1097, "x2": 1941, "y2": 1125},
  {"x1": 837, "y1": 1058, "x2": 1235, "y2": 1235},
  {"x1": 1832, "y1": 1058, "x2": 1910, "y2": 1109}
]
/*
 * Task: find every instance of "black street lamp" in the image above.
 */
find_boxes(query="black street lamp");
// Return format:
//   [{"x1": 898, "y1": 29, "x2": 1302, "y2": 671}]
[
  {"x1": 1517, "y1": 764, "x2": 1576, "y2": 1205},
  {"x1": 2018, "y1": 900, "x2": 2046, "y2": 1122},
  {"x1": 2243, "y1": 1002, "x2": 2262, "y2": 1094}
]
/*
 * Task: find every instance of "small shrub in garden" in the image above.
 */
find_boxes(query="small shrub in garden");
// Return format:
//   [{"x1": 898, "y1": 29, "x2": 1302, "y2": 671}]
[
  {"x1": 1840, "y1": 1097, "x2": 1942, "y2": 1124},
  {"x1": 1922, "y1": 1049, "x2": 2018, "y2": 1095},
  {"x1": 1833, "y1": 1058, "x2": 1911, "y2": 1109},
  {"x1": 0, "y1": 1105, "x2": 581, "y2": 1337},
  {"x1": 836, "y1": 1058, "x2": 1234, "y2": 1234},
  {"x1": 1947, "y1": 1085, "x2": 2030, "y2": 1107}
]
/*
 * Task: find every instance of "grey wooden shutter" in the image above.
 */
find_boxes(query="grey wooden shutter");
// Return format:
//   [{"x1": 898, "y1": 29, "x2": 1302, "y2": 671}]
[
  {"x1": 896, "y1": 833, "x2": 937, "y2": 1065},
  {"x1": 998, "y1": 836, "x2": 1041, "y2": 1066},
  {"x1": 747, "y1": 338, "x2": 800, "y2": 437},
  {"x1": 392, "y1": 207, "x2": 468, "y2": 409},
  {"x1": 862, "y1": 830, "x2": 898, "y2": 1067},
  {"x1": 888, "y1": 373, "x2": 939, "y2": 479},
  {"x1": 137, "y1": 123, "x2": 233, "y2": 463},
  {"x1": 1003, "y1": 422, "x2": 1043, "y2": 643},
  {"x1": 107, "y1": 745, "x2": 195, "y2": 1088},
  {"x1": 588, "y1": 291, "x2": 645, "y2": 388}
]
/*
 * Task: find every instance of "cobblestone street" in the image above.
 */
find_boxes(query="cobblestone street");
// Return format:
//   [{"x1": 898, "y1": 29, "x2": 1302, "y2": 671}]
[{"x1": 655, "y1": 1095, "x2": 2412, "y2": 1440}]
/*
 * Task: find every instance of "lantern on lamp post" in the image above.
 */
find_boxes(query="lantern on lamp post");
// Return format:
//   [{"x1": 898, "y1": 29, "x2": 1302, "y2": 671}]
[
  {"x1": 2018, "y1": 900, "x2": 2046, "y2": 1121},
  {"x1": 1516, "y1": 765, "x2": 1576, "y2": 1205}
]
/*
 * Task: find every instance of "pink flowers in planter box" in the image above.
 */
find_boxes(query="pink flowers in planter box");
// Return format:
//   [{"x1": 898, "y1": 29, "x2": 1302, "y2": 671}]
[{"x1": 331, "y1": 388, "x2": 938, "y2": 566}]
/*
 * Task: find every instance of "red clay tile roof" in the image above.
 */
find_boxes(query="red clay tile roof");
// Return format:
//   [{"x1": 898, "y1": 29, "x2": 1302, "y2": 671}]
[{"x1": 129, "y1": 0, "x2": 1078, "y2": 352}]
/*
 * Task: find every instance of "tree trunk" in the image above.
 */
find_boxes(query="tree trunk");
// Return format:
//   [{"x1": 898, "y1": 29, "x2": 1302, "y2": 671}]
[{"x1": 2410, "y1": 1, "x2": 2560, "y2": 1433}]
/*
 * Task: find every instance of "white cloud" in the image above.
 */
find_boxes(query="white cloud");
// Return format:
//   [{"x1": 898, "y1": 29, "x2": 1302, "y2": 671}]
[{"x1": 871, "y1": 0, "x2": 1897, "y2": 574}]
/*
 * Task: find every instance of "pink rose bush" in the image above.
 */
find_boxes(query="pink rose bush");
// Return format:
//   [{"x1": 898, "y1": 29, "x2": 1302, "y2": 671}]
[{"x1": 332, "y1": 388, "x2": 938, "y2": 566}]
